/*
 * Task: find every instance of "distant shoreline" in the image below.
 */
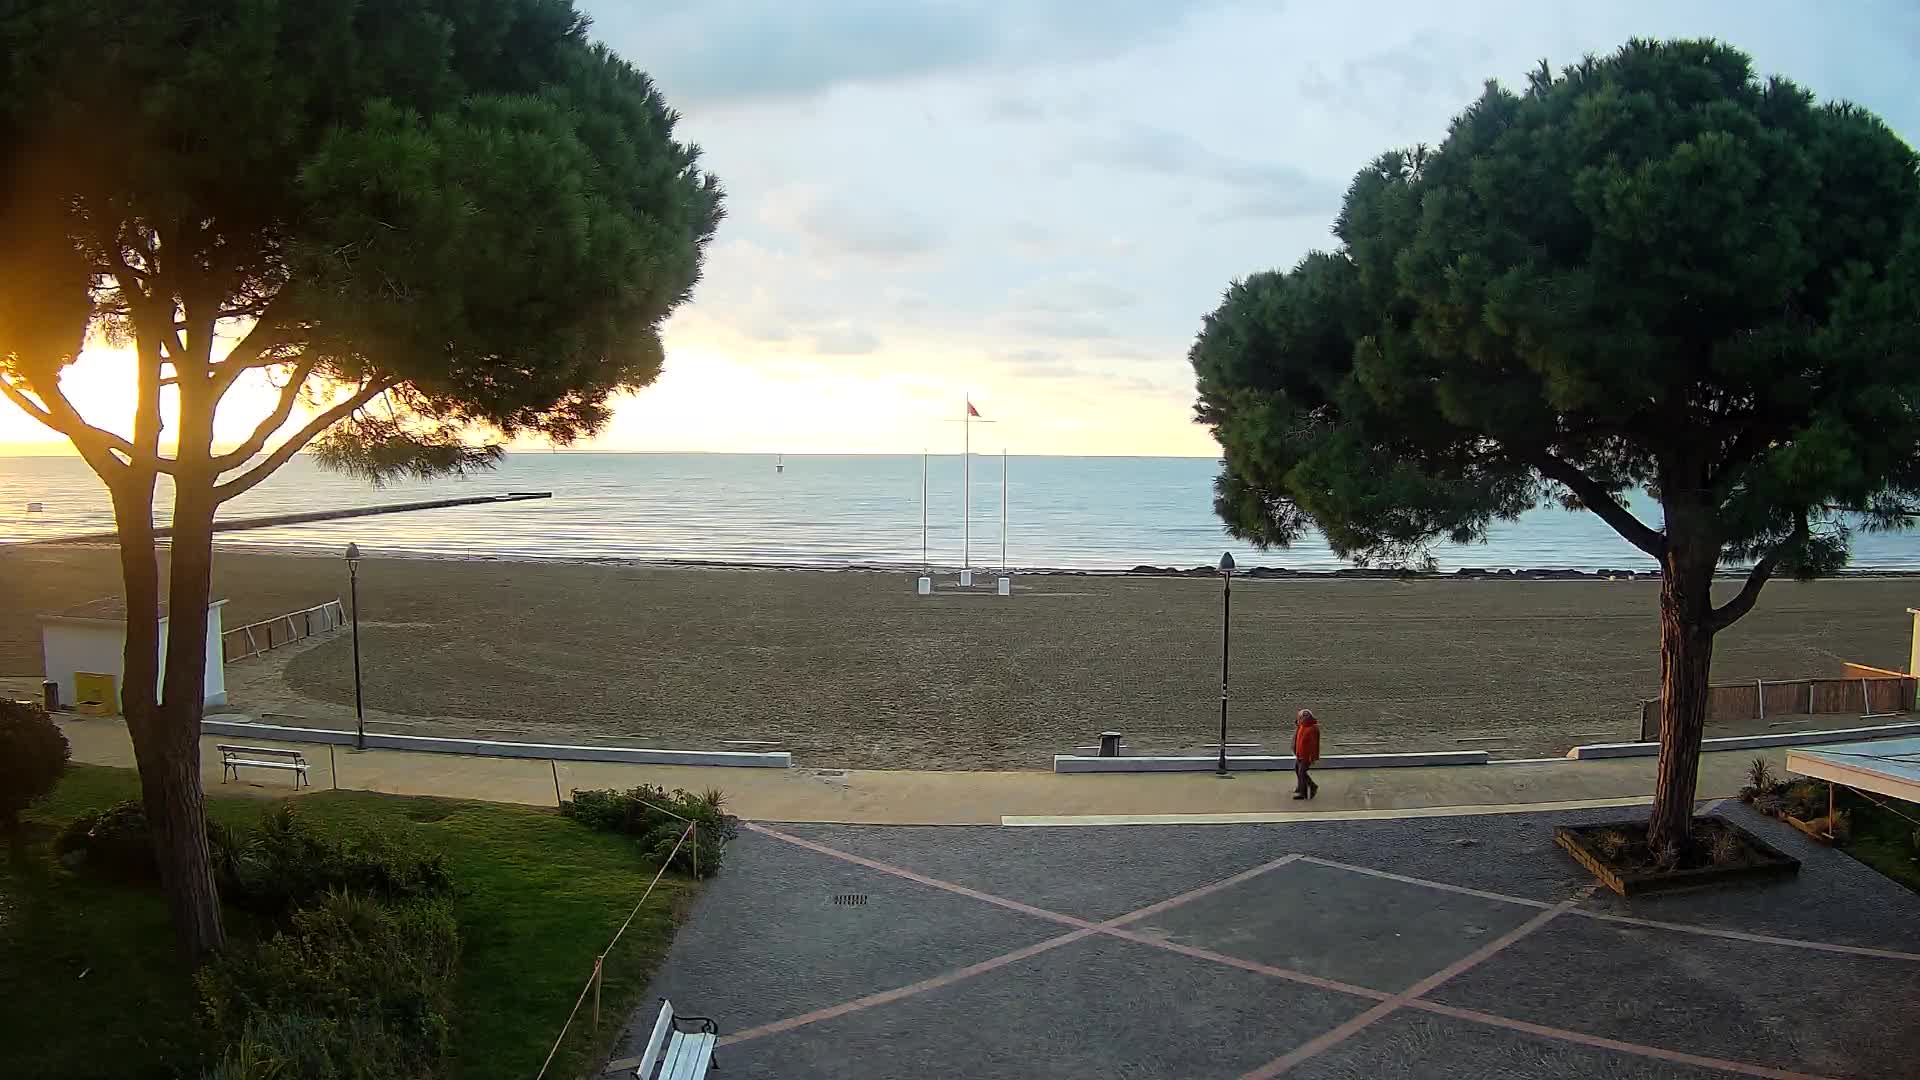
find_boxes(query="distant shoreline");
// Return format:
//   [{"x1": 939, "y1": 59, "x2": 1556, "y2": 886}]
[{"x1": 15, "y1": 538, "x2": 1920, "y2": 580}]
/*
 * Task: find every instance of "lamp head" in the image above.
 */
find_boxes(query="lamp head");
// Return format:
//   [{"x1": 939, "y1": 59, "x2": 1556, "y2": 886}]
[
  {"x1": 1218, "y1": 551, "x2": 1235, "y2": 575},
  {"x1": 345, "y1": 542, "x2": 361, "y2": 564}
]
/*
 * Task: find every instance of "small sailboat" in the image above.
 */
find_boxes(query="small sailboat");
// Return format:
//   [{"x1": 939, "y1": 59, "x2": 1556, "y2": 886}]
[{"x1": 776, "y1": 453, "x2": 784, "y2": 473}]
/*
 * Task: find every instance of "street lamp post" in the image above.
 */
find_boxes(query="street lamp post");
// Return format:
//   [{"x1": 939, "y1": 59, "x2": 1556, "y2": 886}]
[
  {"x1": 1217, "y1": 551, "x2": 1234, "y2": 777},
  {"x1": 346, "y1": 543, "x2": 365, "y2": 750}
]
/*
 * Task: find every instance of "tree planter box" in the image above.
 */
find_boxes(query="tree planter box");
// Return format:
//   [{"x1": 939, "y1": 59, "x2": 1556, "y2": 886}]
[{"x1": 1554, "y1": 818, "x2": 1801, "y2": 897}]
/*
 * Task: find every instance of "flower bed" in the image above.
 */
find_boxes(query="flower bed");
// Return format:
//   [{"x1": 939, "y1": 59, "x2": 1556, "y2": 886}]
[{"x1": 1741, "y1": 758, "x2": 1848, "y2": 845}]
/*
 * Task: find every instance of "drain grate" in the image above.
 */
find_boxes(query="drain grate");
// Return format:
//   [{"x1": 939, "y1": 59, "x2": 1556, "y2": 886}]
[{"x1": 831, "y1": 893, "x2": 868, "y2": 906}]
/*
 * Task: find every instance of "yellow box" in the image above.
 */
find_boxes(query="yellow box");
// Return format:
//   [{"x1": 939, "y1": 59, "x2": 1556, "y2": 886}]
[{"x1": 74, "y1": 672, "x2": 118, "y2": 716}]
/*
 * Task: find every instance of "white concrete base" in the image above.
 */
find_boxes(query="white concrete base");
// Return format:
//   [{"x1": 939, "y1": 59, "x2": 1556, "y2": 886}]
[
  {"x1": 997, "y1": 576, "x2": 1012, "y2": 596},
  {"x1": 1566, "y1": 719, "x2": 1920, "y2": 760},
  {"x1": 959, "y1": 569, "x2": 974, "y2": 587},
  {"x1": 199, "y1": 718, "x2": 792, "y2": 768},
  {"x1": 1052, "y1": 750, "x2": 1489, "y2": 773},
  {"x1": 915, "y1": 576, "x2": 932, "y2": 596}
]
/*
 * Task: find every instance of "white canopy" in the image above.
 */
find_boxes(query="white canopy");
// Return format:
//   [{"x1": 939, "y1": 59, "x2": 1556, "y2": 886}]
[{"x1": 1786, "y1": 736, "x2": 1920, "y2": 804}]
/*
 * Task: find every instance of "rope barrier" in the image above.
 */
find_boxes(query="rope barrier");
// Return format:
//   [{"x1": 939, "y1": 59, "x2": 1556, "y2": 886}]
[{"x1": 532, "y1": 821, "x2": 695, "y2": 1080}]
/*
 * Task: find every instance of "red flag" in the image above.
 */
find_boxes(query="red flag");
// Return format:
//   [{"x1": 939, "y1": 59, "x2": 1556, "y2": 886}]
[{"x1": 967, "y1": 401, "x2": 981, "y2": 418}]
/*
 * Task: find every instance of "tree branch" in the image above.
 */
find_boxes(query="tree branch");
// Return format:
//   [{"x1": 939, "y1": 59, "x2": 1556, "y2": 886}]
[
  {"x1": 210, "y1": 360, "x2": 318, "y2": 472},
  {"x1": 0, "y1": 371, "x2": 160, "y2": 473},
  {"x1": 212, "y1": 378, "x2": 393, "y2": 503},
  {"x1": 1706, "y1": 422, "x2": 1782, "y2": 496},
  {"x1": 208, "y1": 310, "x2": 305, "y2": 400},
  {"x1": 1533, "y1": 454, "x2": 1668, "y2": 558},
  {"x1": 1709, "y1": 550, "x2": 1780, "y2": 632},
  {"x1": 104, "y1": 249, "x2": 190, "y2": 364}
]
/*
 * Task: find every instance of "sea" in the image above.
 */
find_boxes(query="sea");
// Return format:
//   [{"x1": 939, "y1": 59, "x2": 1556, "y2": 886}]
[{"x1": 1, "y1": 452, "x2": 1915, "y2": 572}]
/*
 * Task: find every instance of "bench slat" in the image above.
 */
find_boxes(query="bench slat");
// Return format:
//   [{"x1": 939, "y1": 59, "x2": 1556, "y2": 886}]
[
  {"x1": 217, "y1": 744, "x2": 306, "y2": 758},
  {"x1": 226, "y1": 759, "x2": 308, "y2": 771},
  {"x1": 660, "y1": 1032, "x2": 714, "y2": 1080},
  {"x1": 633, "y1": 1001, "x2": 675, "y2": 1078}
]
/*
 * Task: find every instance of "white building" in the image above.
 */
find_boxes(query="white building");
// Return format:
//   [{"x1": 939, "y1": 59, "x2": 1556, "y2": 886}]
[{"x1": 38, "y1": 597, "x2": 228, "y2": 712}]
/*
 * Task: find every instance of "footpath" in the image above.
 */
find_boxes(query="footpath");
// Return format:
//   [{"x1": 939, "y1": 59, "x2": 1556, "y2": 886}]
[{"x1": 59, "y1": 716, "x2": 1778, "y2": 825}]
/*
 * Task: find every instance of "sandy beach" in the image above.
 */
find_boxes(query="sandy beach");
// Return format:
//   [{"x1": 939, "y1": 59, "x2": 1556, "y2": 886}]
[{"x1": 2, "y1": 544, "x2": 1911, "y2": 769}]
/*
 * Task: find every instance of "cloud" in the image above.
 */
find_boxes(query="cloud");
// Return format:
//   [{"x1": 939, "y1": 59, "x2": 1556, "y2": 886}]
[
  {"x1": 1013, "y1": 274, "x2": 1139, "y2": 315},
  {"x1": 761, "y1": 187, "x2": 942, "y2": 261},
  {"x1": 1074, "y1": 126, "x2": 1341, "y2": 221},
  {"x1": 999, "y1": 273, "x2": 1145, "y2": 341},
  {"x1": 812, "y1": 325, "x2": 881, "y2": 355},
  {"x1": 588, "y1": 1, "x2": 1215, "y2": 106},
  {"x1": 1006, "y1": 221, "x2": 1139, "y2": 261},
  {"x1": 986, "y1": 94, "x2": 1046, "y2": 122},
  {"x1": 1297, "y1": 31, "x2": 1495, "y2": 120}
]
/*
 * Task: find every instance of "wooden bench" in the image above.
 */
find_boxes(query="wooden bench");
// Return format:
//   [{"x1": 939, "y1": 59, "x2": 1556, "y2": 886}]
[
  {"x1": 632, "y1": 999, "x2": 717, "y2": 1079},
  {"x1": 217, "y1": 744, "x2": 311, "y2": 788}
]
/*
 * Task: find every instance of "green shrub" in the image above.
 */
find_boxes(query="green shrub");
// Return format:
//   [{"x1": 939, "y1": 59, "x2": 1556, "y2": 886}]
[
  {"x1": 561, "y1": 785, "x2": 736, "y2": 877},
  {"x1": 58, "y1": 801, "x2": 451, "y2": 919},
  {"x1": 226, "y1": 805, "x2": 451, "y2": 916},
  {"x1": 1782, "y1": 781, "x2": 1831, "y2": 820},
  {"x1": 198, "y1": 893, "x2": 460, "y2": 1080},
  {"x1": 54, "y1": 799, "x2": 157, "y2": 877},
  {"x1": 1744, "y1": 757, "x2": 1777, "y2": 797},
  {"x1": 0, "y1": 698, "x2": 70, "y2": 832}
]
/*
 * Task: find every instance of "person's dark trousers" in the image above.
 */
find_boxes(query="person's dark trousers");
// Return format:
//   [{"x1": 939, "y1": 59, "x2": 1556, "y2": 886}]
[{"x1": 1293, "y1": 760, "x2": 1317, "y2": 799}]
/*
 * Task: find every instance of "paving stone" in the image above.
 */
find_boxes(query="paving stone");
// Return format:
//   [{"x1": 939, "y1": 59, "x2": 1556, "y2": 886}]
[
  {"x1": 1294, "y1": 1009, "x2": 1734, "y2": 1080},
  {"x1": 772, "y1": 821, "x2": 1294, "y2": 920},
  {"x1": 616, "y1": 829, "x2": 1066, "y2": 1048},
  {"x1": 625, "y1": 809, "x2": 1920, "y2": 1078},
  {"x1": 719, "y1": 932, "x2": 1371, "y2": 1079},
  {"x1": 1429, "y1": 915, "x2": 1920, "y2": 1079},
  {"x1": 1137, "y1": 859, "x2": 1541, "y2": 992}
]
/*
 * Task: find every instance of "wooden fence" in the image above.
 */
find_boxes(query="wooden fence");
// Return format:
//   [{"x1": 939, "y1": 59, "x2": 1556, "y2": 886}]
[
  {"x1": 223, "y1": 599, "x2": 346, "y2": 662},
  {"x1": 1637, "y1": 664, "x2": 1916, "y2": 741}
]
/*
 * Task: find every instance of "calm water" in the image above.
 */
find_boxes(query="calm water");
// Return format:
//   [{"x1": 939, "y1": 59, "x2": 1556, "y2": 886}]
[{"x1": 0, "y1": 452, "x2": 1914, "y2": 571}]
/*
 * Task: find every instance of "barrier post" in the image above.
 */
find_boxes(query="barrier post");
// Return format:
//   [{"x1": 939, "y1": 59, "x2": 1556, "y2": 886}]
[{"x1": 591, "y1": 954, "x2": 604, "y2": 1032}]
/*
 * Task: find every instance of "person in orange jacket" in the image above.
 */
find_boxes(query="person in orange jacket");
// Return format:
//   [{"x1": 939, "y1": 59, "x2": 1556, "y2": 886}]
[{"x1": 1292, "y1": 709, "x2": 1321, "y2": 800}]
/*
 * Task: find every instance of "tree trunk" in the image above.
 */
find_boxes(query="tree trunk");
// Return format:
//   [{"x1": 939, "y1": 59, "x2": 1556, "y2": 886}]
[
  {"x1": 110, "y1": 477, "x2": 226, "y2": 958},
  {"x1": 131, "y1": 702, "x2": 224, "y2": 957},
  {"x1": 1646, "y1": 540, "x2": 1718, "y2": 854},
  {"x1": 151, "y1": 481, "x2": 226, "y2": 959}
]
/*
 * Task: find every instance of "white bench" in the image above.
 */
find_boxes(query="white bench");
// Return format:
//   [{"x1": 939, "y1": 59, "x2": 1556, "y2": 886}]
[
  {"x1": 217, "y1": 744, "x2": 311, "y2": 788},
  {"x1": 633, "y1": 999, "x2": 717, "y2": 1079}
]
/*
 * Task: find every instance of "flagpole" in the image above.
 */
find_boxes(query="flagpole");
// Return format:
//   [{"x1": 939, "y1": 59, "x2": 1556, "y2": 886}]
[
  {"x1": 1001, "y1": 447, "x2": 1008, "y2": 571},
  {"x1": 963, "y1": 396, "x2": 971, "y2": 574},
  {"x1": 921, "y1": 449, "x2": 928, "y2": 571}
]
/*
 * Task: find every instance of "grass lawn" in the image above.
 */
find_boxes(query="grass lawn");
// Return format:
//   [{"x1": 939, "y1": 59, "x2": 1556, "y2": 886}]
[
  {"x1": 1836, "y1": 786, "x2": 1920, "y2": 893},
  {"x1": 0, "y1": 765, "x2": 695, "y2": 1080}
]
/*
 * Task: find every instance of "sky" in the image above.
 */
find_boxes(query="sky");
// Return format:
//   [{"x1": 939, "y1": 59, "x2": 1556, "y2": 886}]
[{"x1": 6, "y1": 0, "x2": 1920, "y2": 457}]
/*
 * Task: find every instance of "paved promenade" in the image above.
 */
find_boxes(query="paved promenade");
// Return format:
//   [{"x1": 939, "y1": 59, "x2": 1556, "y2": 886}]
[{"x1": 59, "y1": 715, "x2": 1776, "y2": 824}]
